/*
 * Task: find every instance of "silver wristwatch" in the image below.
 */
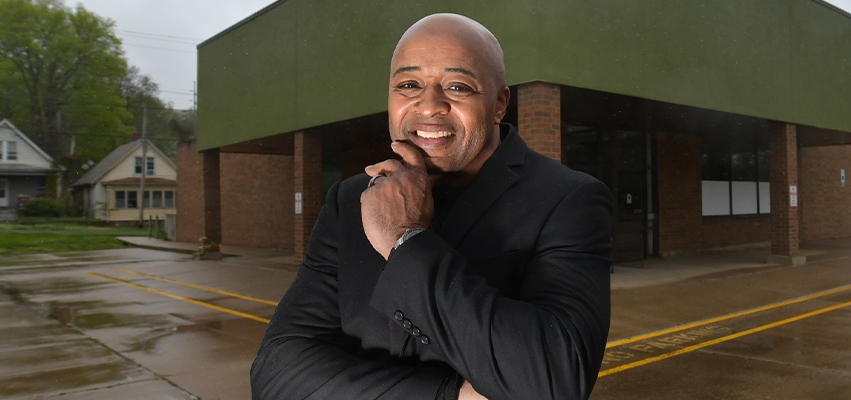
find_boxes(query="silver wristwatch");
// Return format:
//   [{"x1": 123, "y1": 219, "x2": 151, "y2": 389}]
[{"x1": 393, "y1": 228, "x2": 425, "y2": 251}]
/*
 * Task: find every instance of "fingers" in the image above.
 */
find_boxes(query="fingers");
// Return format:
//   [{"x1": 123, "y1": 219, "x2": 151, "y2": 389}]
[
  {"x1": 364, "y1": 141, "x2": 426, "y2": 178},
  {"x1": 365, "y1": 158, "x2": 403, "y2": 178},
  {"x1": 391, "y1": 141, "x2": 426, "y2": 171}
]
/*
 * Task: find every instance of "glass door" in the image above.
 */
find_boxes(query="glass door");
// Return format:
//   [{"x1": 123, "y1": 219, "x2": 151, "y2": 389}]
[{"x1": 565, "y1": 129, "x2": 651, "y2": 263}]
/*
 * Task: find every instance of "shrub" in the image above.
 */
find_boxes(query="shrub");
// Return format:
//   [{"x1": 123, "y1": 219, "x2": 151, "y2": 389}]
[{"x1": 23, "y1": 198, "x2": 66, "y2": 218}]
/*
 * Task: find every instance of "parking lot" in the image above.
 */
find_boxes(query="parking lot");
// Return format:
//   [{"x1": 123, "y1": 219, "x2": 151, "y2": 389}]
[{"x1": 1, "y1": 239, "x2": 850, "y2": 399}]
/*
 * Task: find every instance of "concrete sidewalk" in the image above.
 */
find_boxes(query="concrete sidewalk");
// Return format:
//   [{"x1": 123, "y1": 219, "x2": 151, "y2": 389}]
[
  {"x1": 118, "y1": 236, "x2": 851, "y2": 290},
  {"x1": 117, "y1": 236, "x2": 296, "y2": 263}
]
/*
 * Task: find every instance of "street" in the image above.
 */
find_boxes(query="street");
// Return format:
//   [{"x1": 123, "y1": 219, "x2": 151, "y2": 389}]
[{"x1": 1, "y1": 240, "x2": 850, "y2": 399}]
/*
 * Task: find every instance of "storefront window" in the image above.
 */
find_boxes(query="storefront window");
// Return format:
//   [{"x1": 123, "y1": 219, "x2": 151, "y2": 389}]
[{"x1": 701, "y1": 130, "x2": 769, "y2": 216}]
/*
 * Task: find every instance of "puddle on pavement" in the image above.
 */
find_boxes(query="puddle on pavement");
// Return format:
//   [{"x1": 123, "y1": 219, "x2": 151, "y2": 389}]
[
  {"x1": 49, "y1": 308, "x2": 122, "y2": 330},
  {"x1": 125, "y1": 326, "x2": 180, "y2": 353},
  {"x1": 0, "y1": 360, "x2": 145, "y2": 398},
  {"x1": 46, "y1": 301, "x2": 186, "y2": 356},
  {"x1": 1, "y1": 285, "x2": 26, "y2": 302}
]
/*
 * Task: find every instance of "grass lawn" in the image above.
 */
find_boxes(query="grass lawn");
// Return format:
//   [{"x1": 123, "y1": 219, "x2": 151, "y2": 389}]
[
  {"x1": 0, "y1": 218, "x2": 146, "y2": 234},
  {"x1": 0, "y1": 232, "x2": 132, "y2": 256},
  {"x1": 0, "y1": 218, "x2": 150, "y2": 256}
]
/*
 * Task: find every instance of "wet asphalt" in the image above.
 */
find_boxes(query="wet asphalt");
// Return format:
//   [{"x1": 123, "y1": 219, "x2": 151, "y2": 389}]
[{"x1": 1, "y1": 239, "x2": 849, "y2": 399}]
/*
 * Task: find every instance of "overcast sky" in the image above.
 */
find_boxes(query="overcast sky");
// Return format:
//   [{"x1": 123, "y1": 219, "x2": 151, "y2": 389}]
[
  {"x1": 75, "y1": 0, "x2": 277, "y2": 110},
  {"x1": 74, "y1": 0, "x2": 851, "y2": 111}
]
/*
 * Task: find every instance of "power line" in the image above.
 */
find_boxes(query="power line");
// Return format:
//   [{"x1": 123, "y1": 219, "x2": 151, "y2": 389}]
[
  {"x1": 122, "y1": 42, "x2": 196, "y2": 54},
  {"x1": 117, "y1": 32, "x2": 199, "y2": 46},
  {"x1": 115, "y1": 29, "x2": 202, "y2": 43},
  {"x1": 159, "y1": 90, "x2": 194, "y2": 97}
]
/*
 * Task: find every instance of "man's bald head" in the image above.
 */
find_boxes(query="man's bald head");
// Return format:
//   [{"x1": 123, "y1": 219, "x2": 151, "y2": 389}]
[
  {"x1": 387, "y1": 13, "x2": 511, "y2": 180},
  {"x1": 393, "y1": 13, "x2": 506, "y2": 90}
]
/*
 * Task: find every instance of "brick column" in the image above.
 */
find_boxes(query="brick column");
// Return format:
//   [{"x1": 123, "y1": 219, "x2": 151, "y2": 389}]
[
  {"x1": 176, "y1": 140, "x2": 205, "y2": 242},
  {"x1": 517, "y1": 82, "x2": 561, "y2": 162},
  {"x1": 201, "y1": 148, "x2": 222, "y2": 259},
  {"x1": 294, "y1": 130, "x2": 322, "y2": 264},
  {"x1": 767, "y1": 122, "x2": 805, "y2": 266}
]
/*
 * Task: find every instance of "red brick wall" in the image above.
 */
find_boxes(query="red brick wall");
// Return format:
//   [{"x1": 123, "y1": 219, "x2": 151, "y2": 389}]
[
  {"x1": 702, "y1": 217, "x2": 770, "y2": 248},
  {"x1": 800, "y1": 145, "x2": 851, "y2": 241},
  {"x1": 769, "y1": 123, "x2": 800, "y2": 256},
  {"x1": 518, "y1": 82, "x2": 561, "y2": 161},
  {"x1": 656, "y1": 131, "x2": 775, "y2": 256},
  {"x1": 220, "y1": 153, "x2": 293, "y2": 249},
  {"x1": 294, "y1": 131, "x2": 322, "y2": 262},
  {"x1": 176, "y1": 141, "x2": 205, "y2": 243},
  {"x1": 656, "y1": 132, "x2": 703, "y2": 254}
]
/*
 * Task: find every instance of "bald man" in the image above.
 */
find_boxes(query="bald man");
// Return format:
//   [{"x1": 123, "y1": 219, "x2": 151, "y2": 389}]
[{"x1": 251, "y1": 13, "x2": 612, "y2": 400}]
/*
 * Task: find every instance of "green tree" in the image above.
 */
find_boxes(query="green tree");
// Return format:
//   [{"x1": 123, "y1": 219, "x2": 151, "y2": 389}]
[
  {"x1": 120, "y1": 66, "x2": 194, "y2": 160},
  {"x1": 0, "y1": 0, "x2": 132, "y2": 171}
]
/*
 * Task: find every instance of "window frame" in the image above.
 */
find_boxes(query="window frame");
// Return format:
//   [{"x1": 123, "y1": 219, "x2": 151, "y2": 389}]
[
  {"x1": 115, "y1": 191, "x2": 126, "y2": 208},
  {"x1": 152, "y1": 191, "x2": 163, "y2": 208},
  {"x1": 164, "y1": 191, "x2": 175, "y2": 208},
  {"x1": 134, "y1": 156, "x2": 155, "y2": 175},
  {"x1": 126, "y1": 191, "x2": 138, "y2": 209},
  {"x1": 4, "y1": 141, "x2": 17, "y2": 161},
  {"x1": 701, "y1": 130, "x2": 770, "y2": 217}
]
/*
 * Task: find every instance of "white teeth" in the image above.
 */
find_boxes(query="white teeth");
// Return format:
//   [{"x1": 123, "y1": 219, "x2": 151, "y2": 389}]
[{"x1": 416, "y1": 130, "x2": 452, "y2": 139}]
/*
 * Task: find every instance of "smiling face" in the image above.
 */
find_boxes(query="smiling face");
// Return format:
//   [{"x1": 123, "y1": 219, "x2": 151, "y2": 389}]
[{"x1": 388, "y1": 14, "x2": 510, "y2": 180}]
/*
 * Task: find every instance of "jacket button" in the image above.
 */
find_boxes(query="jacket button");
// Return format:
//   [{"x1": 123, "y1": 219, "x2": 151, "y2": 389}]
[
  {"x1": 411, "y1": 327, "x2": 421, "y2": 337},
  {"x1": 394, "y1": 311, "x2": 404, "y2": 321},
  {"x1": 420, "y1": 335, "x2": 430, "y2": 345},
  {"x1": 402, "y1": 319, "x2": 413, "y2": 330}
]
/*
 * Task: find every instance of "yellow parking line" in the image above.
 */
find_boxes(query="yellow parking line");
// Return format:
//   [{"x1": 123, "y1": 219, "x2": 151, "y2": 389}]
[
  {"x1": 119, "y1": 268, "x2": 279, "y2": 306},
  {"x1": 600, "y1": 298, "x2": 851, "y2": 377},
  {"x1": 87, "y1": 272, "x2": 270, "y2": 324},
  {"x1": 607, "y1": 283, "x2": 851, "y2": 348}
]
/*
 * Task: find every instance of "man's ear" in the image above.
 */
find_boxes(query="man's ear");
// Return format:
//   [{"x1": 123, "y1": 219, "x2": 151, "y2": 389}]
[{"x1": 494, "y1": 86, "x2": 511, "y2": 124}]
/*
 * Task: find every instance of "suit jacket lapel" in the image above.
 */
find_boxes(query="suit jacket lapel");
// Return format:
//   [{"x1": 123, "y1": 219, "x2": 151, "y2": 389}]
[{"x1": 438, "y1": 125, "x2": 528, "y2": 248}]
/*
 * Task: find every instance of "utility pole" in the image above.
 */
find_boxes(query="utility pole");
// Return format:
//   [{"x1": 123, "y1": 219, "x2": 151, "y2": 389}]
[
  {"x1": 138, "y1": 102, "x2": 148, "y2": 226},
  {"x1": 60, "y1": 111, "x2": 75, "y2": 156}
]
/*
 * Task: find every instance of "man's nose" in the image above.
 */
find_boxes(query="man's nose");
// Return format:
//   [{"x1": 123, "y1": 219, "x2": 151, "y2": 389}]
[{"x1": 415, "y1": 85, "x2": 450, "y2": 117}]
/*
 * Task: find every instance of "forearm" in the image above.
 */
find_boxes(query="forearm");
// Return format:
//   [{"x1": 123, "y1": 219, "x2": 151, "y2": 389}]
[
  {"x1": 251, "y1": 267, "x2": 457, "y2": 399},
  {"x1": 369, "y1": 182, "x2": 613, "y2": 400},
  {"x1": 372, "y1": 234, "x2": 609, "y2": 399}
]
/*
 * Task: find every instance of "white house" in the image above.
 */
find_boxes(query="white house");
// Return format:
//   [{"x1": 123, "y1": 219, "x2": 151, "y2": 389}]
[
  {"x1": 72, "y1": 139, "x2": 177, "y2": 224},
  {"x1": 0, "y1": 119, "x2": 60, "y2": 221}
]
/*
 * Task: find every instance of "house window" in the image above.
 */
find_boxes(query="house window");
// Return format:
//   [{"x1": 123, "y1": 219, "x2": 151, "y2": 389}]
[
  {"x1": 115, "y1": 190, "x2": 139, "y2": 208},
  {"x1": 141, "y1": 190, "x2": 175, "y2": 208},
  {"x1": 701, "y1": 129, "x2": 770, "y2": 216},
  {"x1": 134, "y1": 157, "x2": 155, "y2": 175},
  {"x1": 34, "y1": 177, "x2": 46, "y2": 197},
  {"x1": 1, "y1": 141, "x2": 16, "y2": 161},
  {"x1": 114, "y1": 190, "x2": 174, "y2": 209},
  {"x1": 127, "y1": 191, "x2": 138, "y2": 208},
  {"x1": 7, "y1": 142, "x2": 16, "y2": 160}
]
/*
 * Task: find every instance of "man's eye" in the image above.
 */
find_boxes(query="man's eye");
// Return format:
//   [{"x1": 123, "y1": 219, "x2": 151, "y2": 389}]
[
  {"x1": 447, "y1": 84, "x2": 474, "y2": 93},
  {"x1": 397, "y1": 82, "x2": 420, "y2": 89}
]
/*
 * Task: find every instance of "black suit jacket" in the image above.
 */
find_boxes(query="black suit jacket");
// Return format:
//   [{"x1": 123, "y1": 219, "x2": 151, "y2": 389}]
[{"x1": 251, "y1": 124, "x2": 613, "y2": 400}]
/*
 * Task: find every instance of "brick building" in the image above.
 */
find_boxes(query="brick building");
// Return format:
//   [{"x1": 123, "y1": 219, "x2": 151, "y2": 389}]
[{"x1": 179, "y1": 0, "x2": 851, "y2": 265}]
